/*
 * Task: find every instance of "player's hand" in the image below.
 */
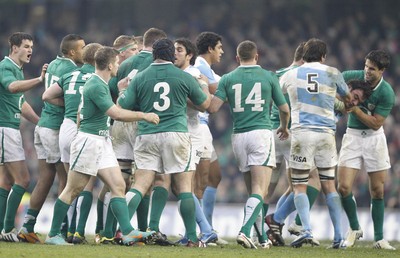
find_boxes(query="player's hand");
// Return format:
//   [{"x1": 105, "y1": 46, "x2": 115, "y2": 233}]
[
  {"x1": 144, "y1": 113, "x2": 160, "y2": 125},
  {"x1": 40, "y1": 63, "x2": 48, "y2": 81},
  {"x1": 276, "y1": 127, "x2": 289, "y2": 141},
  {"x1": 118, "y1": 77, "x2": 129, "y2": 92},
  {"x1": 198, "y1": 74, "x2": 209, "y2": 84}
]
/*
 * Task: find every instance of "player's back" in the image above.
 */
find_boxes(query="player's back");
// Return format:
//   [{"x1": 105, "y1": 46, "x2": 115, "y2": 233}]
[
  {"x1": 126, "y1": 63, "x2": 206, "y2": 135},
  {"x1": 39, "y1": 56, "x2": 78, "y2": 129},
  {"x1": 282, "y1": 62, "x2": 347, "y2": 132}
]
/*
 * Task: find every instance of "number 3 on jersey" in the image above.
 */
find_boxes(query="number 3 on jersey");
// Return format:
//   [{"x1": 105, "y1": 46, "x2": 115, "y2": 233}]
[
  {"x1": 153, "y1": 82, "x2": 170, "y2": 111},
  {"x1": 232, "y1": 82, "x2": 265, "y2": 112}
]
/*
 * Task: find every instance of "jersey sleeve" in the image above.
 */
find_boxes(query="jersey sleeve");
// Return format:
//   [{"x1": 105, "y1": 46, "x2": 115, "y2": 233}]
[
  {"x1": 335, "y1": 72, "x2": 350, "y2": 97},
  {"x1": 118, "y1": 77, "x2": 137, "y2": 110},
  {"x1": 375, "y1": 88, "x2": 395, "y2": 118},
  {"x1": 187, "y1": 75, "x2": 207, "y2": 106},
  {"x1": 93, "y1": 85, "x2": 115, "y2": 113},
  {"x1": 271, "y1": 73, "x2": 286, "y2": 106},
  {"x1": 0, "y1": 66, "x2": 17, "y2": 90},
  {"x1": 214, "y1": 75, "x2": 227, "y2": 101}
]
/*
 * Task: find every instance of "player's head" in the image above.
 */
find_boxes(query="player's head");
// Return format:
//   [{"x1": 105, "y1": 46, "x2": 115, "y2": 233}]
[
  {"x1": 196, "y1": 31, "x2": 224, "y2": 64},
  {"x1": 302, "y1": 38, "x2": 327, "y2": 63},
  {"x1": 134, "y1": 36, "x2": 144, "y2": 52},
  {"x1": 113, "y1": 35, "x2": 138, "y2": 63},
  {"x1": 143, "y1": 28, "x2": 167, "y2": 48},
  {"x1": 8, "y1": 32, "x2": 34, "y2": 65},
  {"x1": 95, "y1": 46, "x2": 119, "y2": 77},
  {"x1": 347, "y1": 79, "x2": 372, "y2": 106},
  {"x1": 153, "y1": 38, "x2": 175, "y2": 63},
  {"x1": 293, "y1": 42, "x2": 306, "y2": 62},
  {"x1": 83, "y1": 43, "x2": 102, "y2": 66},
  {"x1": 236, "y1": 40, "x2": 258, "y2": 63},
  {"x1": 60, "y1": 34, "x2": 86, "y2": 64},
  {"x1": 363, "y1": 50, "x2": 390, "y2": 85},
  {"x1": 174, "y1": 38, "x2": 197, "y2": 69}
]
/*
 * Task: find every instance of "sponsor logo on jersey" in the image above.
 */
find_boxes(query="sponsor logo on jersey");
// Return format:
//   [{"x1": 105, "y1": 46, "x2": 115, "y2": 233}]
[{"x1": 291, "y1": 155, "x2": 307, "y2": 163}]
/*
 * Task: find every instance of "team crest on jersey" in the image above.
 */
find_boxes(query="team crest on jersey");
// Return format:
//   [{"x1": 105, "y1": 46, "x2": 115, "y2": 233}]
[
  {"x1": 367, "y1": 103, "x2": 375, "y2": 111},
  {"x1": 291, "y1": 155, "x2": 307, "y2": 163}
]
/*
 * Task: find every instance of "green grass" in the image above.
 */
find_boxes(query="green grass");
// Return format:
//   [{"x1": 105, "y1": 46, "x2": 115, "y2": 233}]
[{"x1": 1, "y1": 237, "x2": 399, "y2": 258}]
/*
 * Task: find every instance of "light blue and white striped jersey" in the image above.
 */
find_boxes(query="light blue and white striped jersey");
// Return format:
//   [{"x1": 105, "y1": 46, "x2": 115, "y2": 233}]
[
  {"x1": 281, "y1": 62, "x2": 349, "y2": 132},
  {"x1": 184, "y1": 65, "x2": 202, "y2": 127},
  {"x1": 194, "y1": 56, "x2": 221, "y2": 124}
]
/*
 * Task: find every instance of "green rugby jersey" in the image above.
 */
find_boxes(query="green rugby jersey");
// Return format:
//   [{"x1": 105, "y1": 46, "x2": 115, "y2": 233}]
[
  {"x1": 214, "y1": 65, "x2": 286, "y2": 134},
  {"x1": 343, "y1": 70, "x2": 395, "y2": 130},
  {"x1": 59, "y1": 64, "x2": 94, "y2": 123},
  {"x1": 119, "y1": 62, "x2": 207, "y2": 135},
  {"x1": 79, "y1": 74, "x2": 114, "y2": 136},
  {"x1": 38, "y1": 56, "x2": 77, "y2": 129},
  {"x1": 270, "y1": 65, "x2": 298, "y2": 129},
  {"x1": 0, "y1": 57, "x2": 25, "y2": 129},
  {"x1": 109, "y1": 50, "x2": 153, "y2": 99}
]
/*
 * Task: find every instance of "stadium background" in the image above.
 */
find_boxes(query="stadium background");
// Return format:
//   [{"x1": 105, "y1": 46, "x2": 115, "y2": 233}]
[{"x1": 1, "y1": 0, "x2": 399, "y2": 239}]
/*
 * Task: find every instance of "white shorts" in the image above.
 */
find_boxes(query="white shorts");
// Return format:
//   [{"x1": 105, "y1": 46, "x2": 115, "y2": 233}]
[
  {"x1": 189, "y1": 124, "x2": 203, "y2": 165},
  {"x1": 290, "y1": 129, "x2": 337, "y2": 170},
  {"x1": 0, "y1": 127, "x2": 25, "y2": 163},
  {"x1": 70, "y1": 132, "x2": 118, "y2": 176},
  {"x1": 198, "y1": 124, "x2": 218, "y2": 161},
  {"x1": 134, "y1": 132, "x2": 194, "y2": 174},
  {"x1": 338, "y1": 127, "x2": 390, "y2": 172},
  {"x1": 59, "y1": 118, "x2": 77, "y2": 163},
  {"x1": 34, "y1": 126, "x2": 61, "y2": 163},
  {"x1": 111, "y1": 121, "x2": 137, "y2": 161},
  {"x1": 273, "y1": 129, "x2": 291, "y2": 164},
  {"x1": 231, "y1": 129, "x2": 276, "y2": 172}
]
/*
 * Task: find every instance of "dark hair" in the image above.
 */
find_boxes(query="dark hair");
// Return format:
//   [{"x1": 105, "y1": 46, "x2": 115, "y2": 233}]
[
  {"x1": 196, "y1": 31, "x2": 222, "y2": 55},
  {"x1": 143, "y1": 28, "x2": 167, "y2": 48},
  {"x1": 83, "y1": 43, "x2": 102, "y2": 66},
  {"x1": 8, "y1": 32, "x2": 33, "y2": 50},
  {"x1": 236, "y1": 40, "x2": 257, "y2": 62},
  {"x1": 60, "y1": 34, "x2": 84, "y2": 56},
  {"x1": 365, "y1": 50, "x2": 390, "y2": 70},
  {"x1": 348, "y1": 79, "x2": 373, "y2": 100},
  {"x1": 152, "y1": 38, "x2": 175, "y2": 63},
  {"x1": 94, "y1": 46, "x2": 119, "y2": 70},
  {"x1": 302, "y1": 38, "x2": 327, "y2": 62},
  {"x1": 294, "y1": 42, "x2": 306, "y2": 62},
  {"x1": 175, "y1": 38, "x2": 198, "y2": 65}
]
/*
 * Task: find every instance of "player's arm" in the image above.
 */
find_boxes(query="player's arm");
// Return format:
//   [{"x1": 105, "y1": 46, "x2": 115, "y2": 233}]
[
  {"x1": 21, "y1": 101, "x2": 40, "y2": 125},
  {"x1": 8, "y1": 63, "x2": 48, "y2": 93},
  {"x1": 42, "y1": 82, "x2": 64, "y2": 106},
  {"x1": 188, "y1": 78, "x2": 211, "y2": 111},
  {"x1": 106, "y1": 104, "x2": 159, "y2": 124},
  {"x1": 277, "y1": 103, "x2": 290, "y2": 140},
  {"x1": 349, "y1": 107, "x2": 386, "y2": 130},
  {"x1": 207, "y1": 96, "x2": 224, "y2": 114}
]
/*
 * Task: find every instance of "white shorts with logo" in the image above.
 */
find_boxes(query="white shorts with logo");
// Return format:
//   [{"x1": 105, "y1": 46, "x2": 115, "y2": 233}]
[
  {"x1": 188, "y1": 124, "x2": 203, "y2": 165},
  {"x1": 34, "y1": 126, "x2": 61, "y2": 163},
  {"x1": 70, "y1": 132, "x2": 118, "y2": 176},
  {"x1": 134, "y1": 132, "x2": 194, "y2": 174},
  {"x1": 111, "y1": 121, "x2": 137, "y2": 161},
  {"x1": 338, "y1": 127, "x2": 390, "y2": 172},
  {"x1": 198, "y1": 123, "x2": 217, "y2": 161},
  {"x1": 290, "y1": 129, "x2": 337, "y2": 170},
  {"x1": 232, "y1": 129, "x2": 276, "y2": 172},
  {"x1": 0, "y1": 127, "x2": 25, "y2": 163},
  {"x1": 59, "y1": 118, "x2": 78, "y2": 163}
]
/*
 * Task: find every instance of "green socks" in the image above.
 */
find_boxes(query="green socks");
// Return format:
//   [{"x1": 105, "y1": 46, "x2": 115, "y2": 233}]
[
  {"x1": 341, "y1": 192, "x2": 360, "y2": 230},
  {"x1": 4, "y1": 184, "x2": 25, "y2": 232},
  {"x1": 178, "y1": 192, "x2": 196, "y2": 242},
  {"x1": 148, "y1": 186, "x2": 168, "y2": 231},
  {"x1": 371, "y1": 198, "x2": 384, "y2": 241}
]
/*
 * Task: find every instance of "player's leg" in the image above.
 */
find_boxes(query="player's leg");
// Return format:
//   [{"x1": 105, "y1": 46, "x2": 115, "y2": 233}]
[
  {"x1": 0, "y1": 165, "x2": 12, "y2": 234},
  {"x1": 203, "y1": 156, "x2": 220, "y2": 226},
  {"x1": 319, "y1": 167, "x2": 345, "y2": 248}
]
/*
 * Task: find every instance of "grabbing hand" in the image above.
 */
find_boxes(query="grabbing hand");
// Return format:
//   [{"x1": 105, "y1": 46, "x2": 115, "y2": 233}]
[{"x1": 144, "y1": 113, "x2": 160, "y2": 125}]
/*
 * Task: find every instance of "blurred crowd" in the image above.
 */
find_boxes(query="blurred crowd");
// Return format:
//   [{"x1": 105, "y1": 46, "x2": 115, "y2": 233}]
[{"x1": 1, "y1": 0, "x2": 399, "y2": 207}]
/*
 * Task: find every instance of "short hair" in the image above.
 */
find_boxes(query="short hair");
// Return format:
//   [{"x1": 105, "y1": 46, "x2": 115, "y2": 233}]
[
  {"x1": 83, "y1": 43, "x2": 102, "y2": 66},
  {"x1": 365, "y1": 50, "x2": 390, "y2": 70},
  {"x1": 348, "y1": 79, "x2": 373, "y2": 100},
  {"x1": 196, "y1": 32, "x2": 222, "y2": 55},
  {"x1": 153, "y1": 38, "x2": 175, "y2": 63},
  {"x1": 60, "y1": 34, "x2": 84, "y2": 56},
  {"x1": 302, "y1": 38, "x2": 327, "y2": 62},
  {"x1": 143, "y1": 28, "x2": 167, "y2": 48},
  {"x1": 8, "y1": 32, "x2": 33, "y2": 51},
  {"x1": 237, "y1": 40, "x2": 257, "y2": 62},
  {"x1": 174, "y1": 38, "x2": 198, "y2": 66},
  {"x1": 94, "y1": 46, "x2": 119, "y2": 70},
  {"x1": 113, "y1": 35, "x2": 137, "y2": 52},
  {"x1": 293, "y1": 42, "x2": 306, "y2": 62}
]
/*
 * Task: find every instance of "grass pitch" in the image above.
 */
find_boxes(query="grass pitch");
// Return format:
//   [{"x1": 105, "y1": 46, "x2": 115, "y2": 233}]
[{"x1": 1, "y1": 236, "x2": 399, "y2": 258}]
